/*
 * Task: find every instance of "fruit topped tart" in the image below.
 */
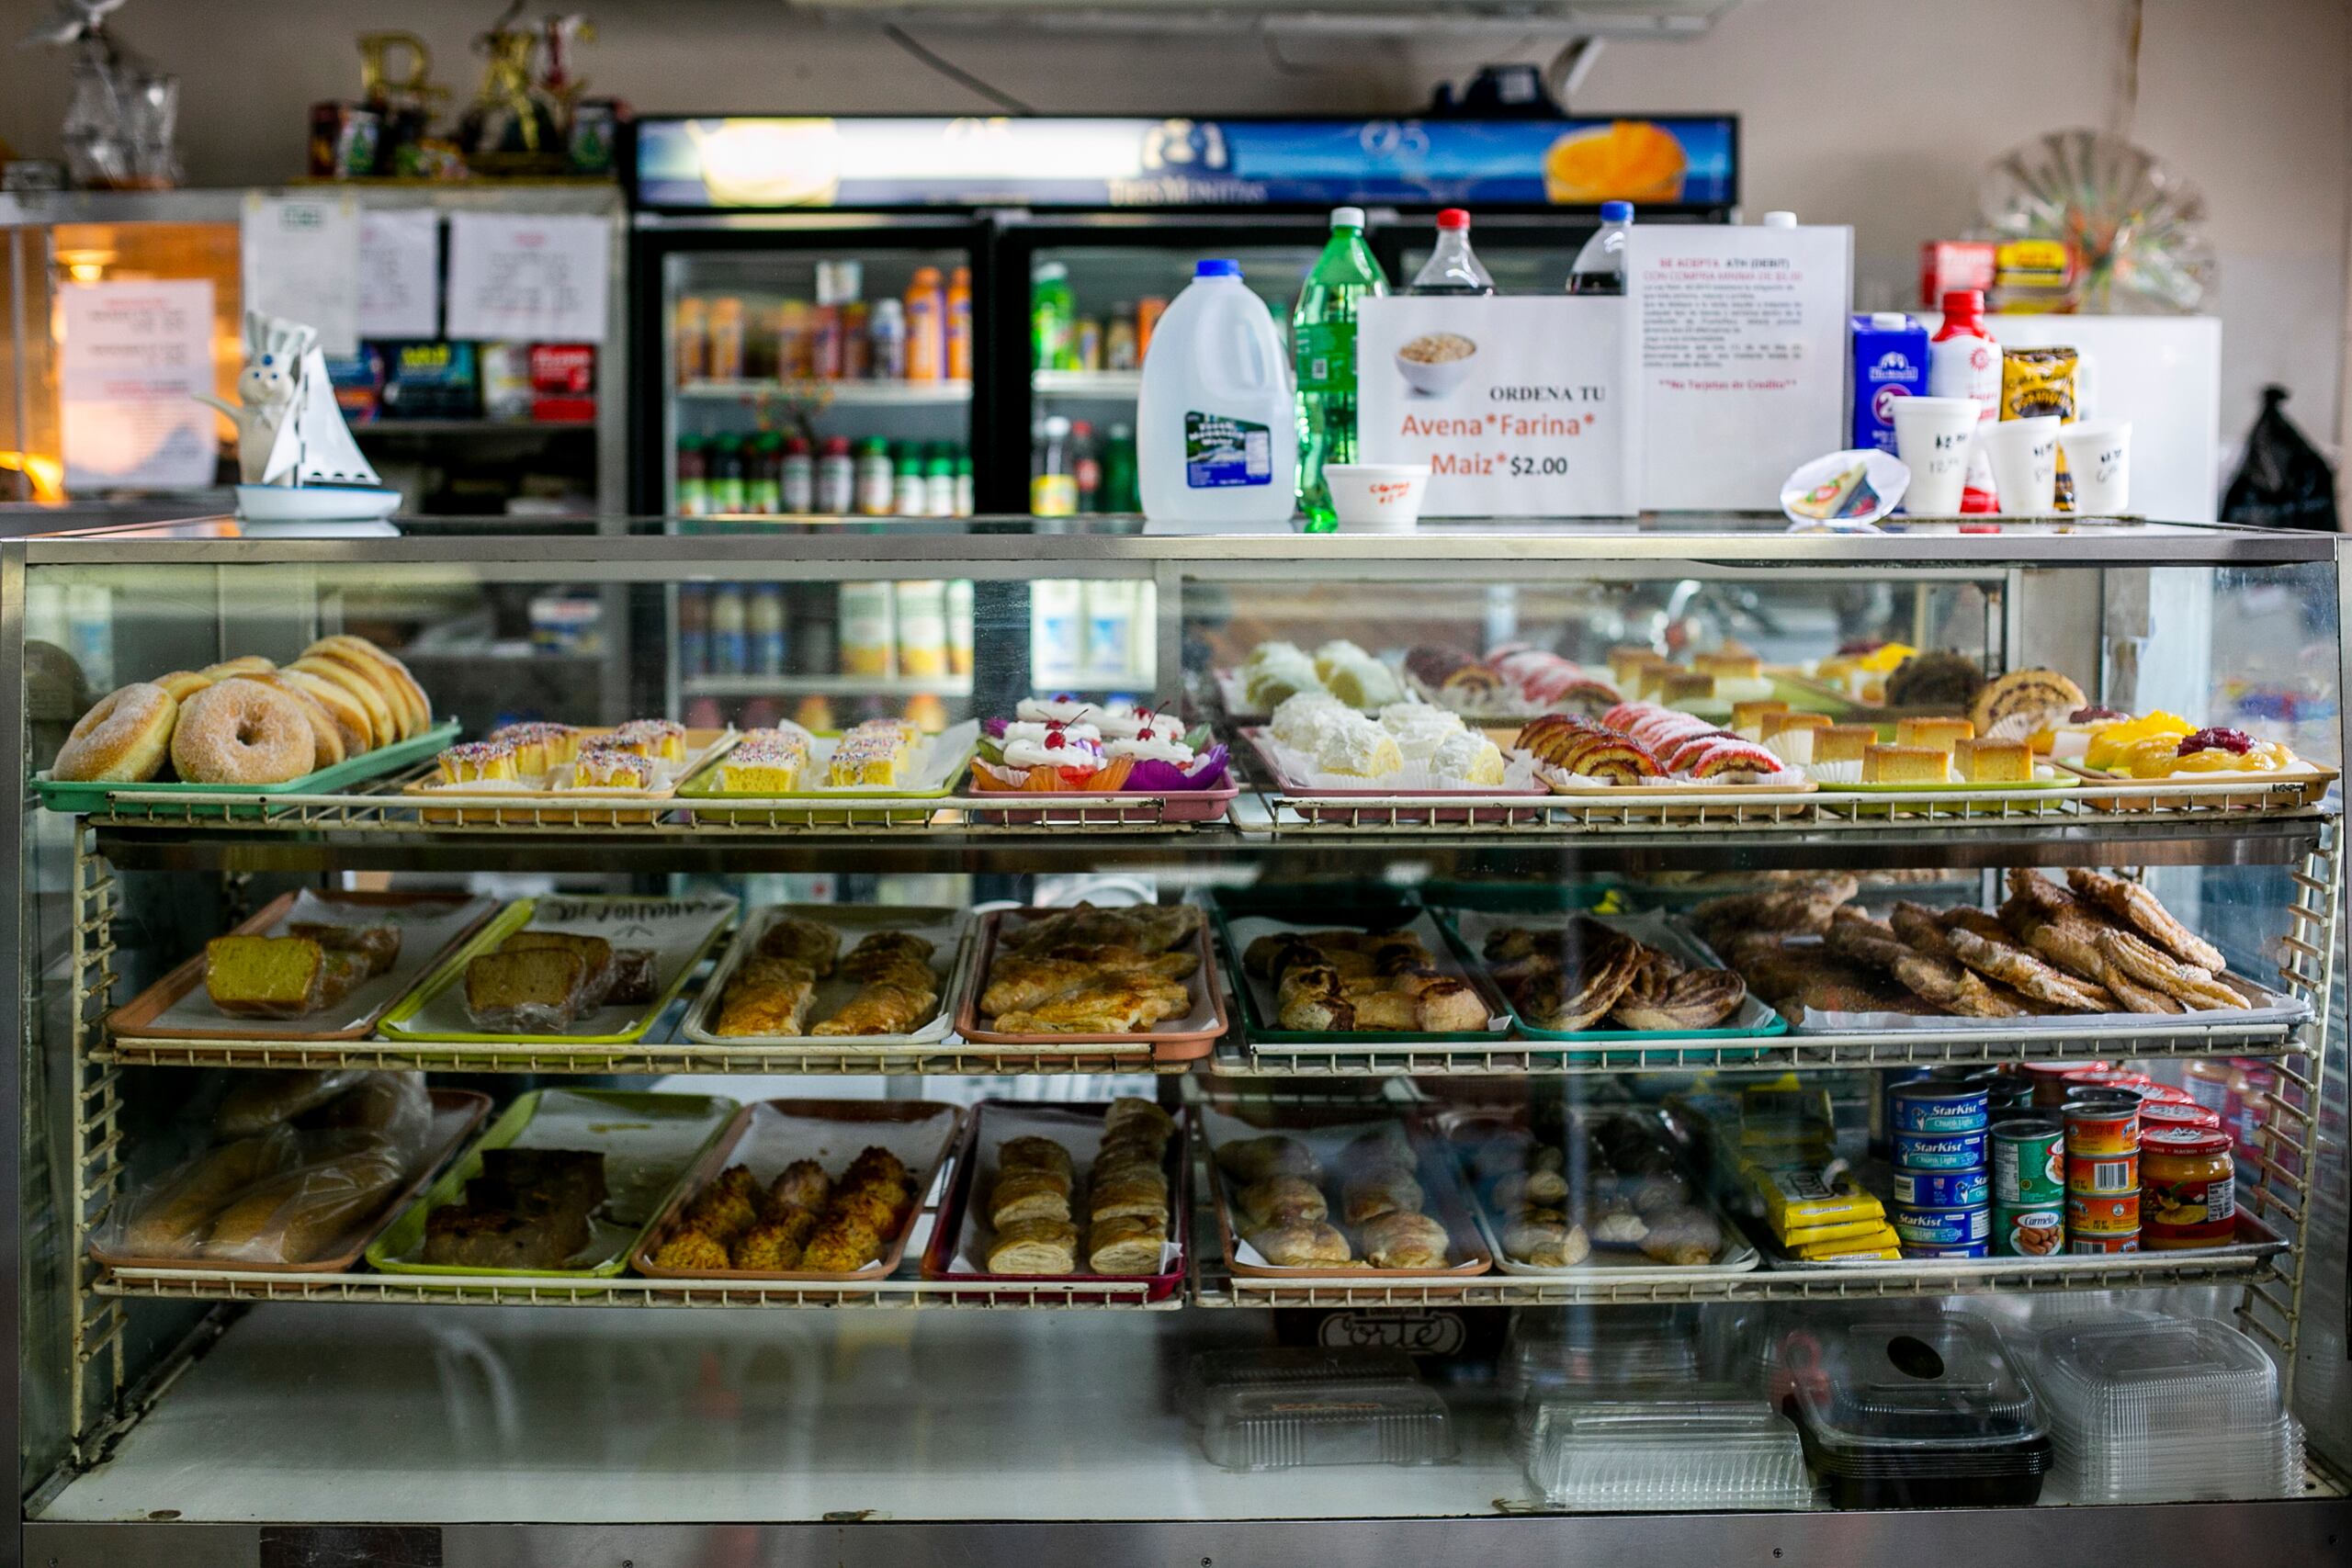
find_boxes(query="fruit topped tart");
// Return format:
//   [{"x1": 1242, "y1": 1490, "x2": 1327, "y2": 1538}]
[
  {"x1": 2077, "y1": 710, "x2": 2308, "y2": 779},
  {"x1": 974, "y1": 697, "x2": 1229, "y2": 793}
]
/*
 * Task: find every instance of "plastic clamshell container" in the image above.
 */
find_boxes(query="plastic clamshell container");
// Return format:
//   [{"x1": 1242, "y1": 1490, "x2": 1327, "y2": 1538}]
[
  {"x1": 2031, "y1": 1315, "x2": 2301, "y2": 1503},
  {"x1": 1500, "y1": 1305, "x2": 1703, "y2": 1399},
  {"x1": 1196, "y1": 1382, "x2": 1456, "y2": 1472},
  {"x1": 1181, "y1": 1348, "x2": 1421, "y2": 1424},
  {"x1": 1785, "y1": 1309, "x2": 2052, "y2": 1508},
  {"x1": 1523, "y1": 1397, "x2": 1815, "y2": 1511}
]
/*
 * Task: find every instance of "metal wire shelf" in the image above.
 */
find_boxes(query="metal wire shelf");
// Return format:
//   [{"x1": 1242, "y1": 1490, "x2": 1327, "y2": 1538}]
[
  {"x1": 96, "y1": 1035, "x2": 1185, "y2": 1077},
  {"x1": 93, "y1": 1269, "x2": 1176, "y2": 1309}
]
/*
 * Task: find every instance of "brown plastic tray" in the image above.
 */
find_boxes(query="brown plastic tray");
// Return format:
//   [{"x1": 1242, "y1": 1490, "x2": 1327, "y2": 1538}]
[
  {"x1": 91, "y1": 1088, "x2": 491, "y2": 1275},
  {"x1": 105, "y1": 890, "x2": 502, "y2": 1043},
  {"x1": 956, "y1": 907, "x2": 1227, "y2": 1061},
  {"x1": 629, "y1": 1097, "x2": 961, "y2": 1282},
  {"x1": 1197, "y1": 1104, "x2": 1492, "y2": 1282}
]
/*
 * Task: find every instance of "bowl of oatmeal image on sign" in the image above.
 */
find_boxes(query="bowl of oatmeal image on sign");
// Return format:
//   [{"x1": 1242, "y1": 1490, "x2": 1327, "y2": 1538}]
[{"x1": 1396, "y1": 332, "x2": 1479, "y2": 397}]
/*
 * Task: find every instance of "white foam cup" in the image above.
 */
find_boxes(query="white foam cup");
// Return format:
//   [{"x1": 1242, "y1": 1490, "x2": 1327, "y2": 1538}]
[
  {"x1": 1984, "y1": 415, "x2": 2062, "y2": 515},
  {"x1": 1890, "y1": 397, "x2": 1983, "y2": 514},
  {"x1": 2057, "y1": 419, "x2": 2132, "y2": 514}
]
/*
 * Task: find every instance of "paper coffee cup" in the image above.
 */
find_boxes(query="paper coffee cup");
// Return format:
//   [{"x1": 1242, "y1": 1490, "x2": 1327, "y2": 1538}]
[
  {"x1": 1984, "y1": 415, "x2": 2062, "y2": 515},
  {"x1": 2058, "y1": 419, "x2": 2132, "y2": 514},
  {"x1": 1323, "y1": 464, "x2": 1430, "y2": 532},
  {"x1": 1891, "y1": 397, "x2": 1982, "y2": 514}
]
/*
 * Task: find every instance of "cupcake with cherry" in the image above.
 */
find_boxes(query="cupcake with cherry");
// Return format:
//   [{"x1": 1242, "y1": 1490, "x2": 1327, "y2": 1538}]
[{"x1": 971, "y1": 697, "x2": 1228, "y2": 794}]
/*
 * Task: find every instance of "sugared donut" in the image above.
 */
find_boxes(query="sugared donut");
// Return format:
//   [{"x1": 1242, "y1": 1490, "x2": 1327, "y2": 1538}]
[
  {"x1": 201, "y1": 655, "x2": 275, "y2": 682},
  {"x1": 288, "y1": 656, "x2": 395, "y2": 748},
  {"x1": 54, "y1": 682, "x2": 178, "y2": 783},
  {"x1": 304, "y1": 637, "x2": 426, "y2": 739},
  {"x1": 170, "y1": 678, "x2": 316, "y2": 784},
  {"x1": 276, "y1": 668, "x2": 372, "y2": 754},
  {"x1": 153, "y1": 670, "x2": 213, "y2": 703},
  {"x1": 252, "y1": 672, "x2": 346, "y2": 768}
]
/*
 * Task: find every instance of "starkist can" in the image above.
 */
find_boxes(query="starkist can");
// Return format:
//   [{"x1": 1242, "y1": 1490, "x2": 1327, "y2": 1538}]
[
  {"x1": 1888, "y1": 1080, "x2": 1991, "y2": 1135},
  {"x1": 1891, "y1": 1128, "x2": 1988, "y2": 1170},
  {"x1": 1892, "y1": 1204, "x2": 1991, "y2": 1248},
  {"x1": 1893, "y1": 1166, "x2": 1991, "y2": 1208}
]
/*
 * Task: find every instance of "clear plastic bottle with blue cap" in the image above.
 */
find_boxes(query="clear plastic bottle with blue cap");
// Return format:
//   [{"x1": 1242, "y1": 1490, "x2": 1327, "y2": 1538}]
[
  {"x1": 1568, "y1": 200, "x2": 1635, "y2": 295},
  {"x1": 1137, "y1": 258, "x2": 1298, "y2": 525}
]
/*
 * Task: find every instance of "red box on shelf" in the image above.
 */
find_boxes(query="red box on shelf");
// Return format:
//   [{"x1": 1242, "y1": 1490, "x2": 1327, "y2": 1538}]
[
  {"x1": 1919, "y1": 241, "x2": 1996, "y2": 308},
  {"x1": 530, "y1": 344, "x2": 595, "y2": 423}
]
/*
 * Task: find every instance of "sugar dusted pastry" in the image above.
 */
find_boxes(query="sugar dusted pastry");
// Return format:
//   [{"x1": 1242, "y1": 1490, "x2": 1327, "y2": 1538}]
[
  {"x1": 1313, "y1": 719, "x2": 1404, "y2": 779},
  {"x1": 1431, "y1": 731, "x2": 1507, "y2": 786},
  {"x1": 1270, "y1": 690, "x2": 1351, "y2": 750}
]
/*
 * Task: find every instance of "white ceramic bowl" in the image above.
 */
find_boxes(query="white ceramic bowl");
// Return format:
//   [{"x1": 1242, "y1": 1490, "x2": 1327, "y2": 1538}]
[
  {"x1": 1393, "y1": 333, "x2": 1479, "y2": 398},
  {"x1": 1324, "y1": 464, "x2": 1431, "y2": 531}
]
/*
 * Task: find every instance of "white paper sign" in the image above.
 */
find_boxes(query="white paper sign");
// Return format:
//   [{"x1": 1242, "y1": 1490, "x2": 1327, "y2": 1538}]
[
  {"x1": 1356, "y1": 295, "x2": 1628, "y2": 516},
  {"x1": 445, "y1": 212, "x2": 609, "y2": 343},
  {"x1": 241, "y1": 193, "x2": 360, "y2": 355},
  {"x1": 1627, "y1": 224, "x2": 1850, "y2": 510},
  {"x1": 357, "y1": 209, "x2": 441, "y2": 339},
  {"x1": 60, "y1": 279, "x2": 219, "y2": 491}
]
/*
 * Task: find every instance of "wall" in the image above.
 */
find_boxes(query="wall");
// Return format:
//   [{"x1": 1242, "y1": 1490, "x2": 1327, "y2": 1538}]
[{"x1": 4, "y1": 0, "x2": 2345, "y2": 468}]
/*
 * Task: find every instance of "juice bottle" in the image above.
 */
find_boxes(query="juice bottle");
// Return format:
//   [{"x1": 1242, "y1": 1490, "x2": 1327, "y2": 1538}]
[
  {"x1": 1033, "y1": 263, "x2": 1076, "y2": 372},
  {"x1": 842, "y1": 300, "x2": 872, "y2": 378},
  {"x1": 709, "y1": 583, "x2": 748, "y2": 674},
  {"x1": 780, "y1": 434, "x2": 814, "y2": 513},
  {"x1": 855, "y1": 436, "x2": 897, "y2": 514},
  {"x1": 924, "y1": 445, "x2": 957, "y2": 517},
  {"x1": 893, "y1": 442, "x2": 928, "y2": 515},
  {"x1": 1928, "y1": 288, "x2": 2002, "y2": 513},
  {"x1": 868, "y1": 298, "x2": 907, "y2": 379},
  {"x1": 954, "y1": 448, "x2": 975, "y2": 516},
  {"x1": 1293, "y1": 205, "x2": 1390, "y2": 529},
  {"x1": 1136, "y1": 259, "x2": 1297, "y2": 525},
  {"x1": 673, "y1": 297, "x2": 709, "y2": 385},
  {"x1": 675, "y1": 434, "x2": 709, "y2": 516},
  {"x1": 810, "y1": 303, "x2": 843, "y2": 380},
  {"x1": 749, "y1": 583, "x2": 786, "y2": 675},
  {"x1": 1105, "y1": 305, "x2": 1139, "y2": 371},
  {"x1": 1135, "y1": 297, "x2": 1167, "y2": 360},
  {"x1": 1032, "y1": 415, "x2": 1079, "y2": 516},
  {"x1": 905, "y1": 266, "x2": 946, "y2": 381},
  {"x1": 707, "y1": 297, "x2": 746, "y2": 378},
  {"x1": 708, "y1": 434, "x2": 746, "y2": 513},
  {"x1": 945, "y1": 265, "x2": 973, "y2": 381},
  {"x1": 816, "y1": 435, "x2": 855, "y2": 513},
  {"x1": 1071, "y1": 420, "x2": 1102, "y2": 512},
  {"x1": 746, "y1": 432, "x2": 783, "y2": 514}
]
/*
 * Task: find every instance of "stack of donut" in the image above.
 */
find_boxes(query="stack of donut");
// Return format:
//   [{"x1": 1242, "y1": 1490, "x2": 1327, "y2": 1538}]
[{"x1": 51, "y1": 635, "x2": 433, "y2": 786}]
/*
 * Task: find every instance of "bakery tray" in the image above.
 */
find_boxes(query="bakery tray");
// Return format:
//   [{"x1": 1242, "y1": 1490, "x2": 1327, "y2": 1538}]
[
  {"x1": 956, "y1": 907, "x2": 1228, "y2": 1061},
  {"x1": 376, "y1": 893, "x2": 737, "y2": 1046},
  {"x1": 2059, "y1": 758, "x2": 2339, "y2": 811},
  {"x1": 1243, "y1": 726, "x2": 1552, "y2": 825},
  {"x1": 676, "y1": 903, "x2": 973, "y2": 1050},
  {"x1": 402, "y1": 727, "x2": 733, "y2": 826},
  {"x1": 630, "y1": 1098, "x2": 962, "y2": 1282},
  {"x1": 1433, "y1": 1105, "x2": 1761, "y2": 1280},
  {"x1": 1198, "y1": 1104, "x2": 1493, "y2": 1283},
  {"x1": 1210, "y1": 894, "x2": 1511, "y2": 1049},
  {"x1": 1437, "y1": 906, "x2": 1785, "y2": 1055},
  {"x1": 368, "y1": 1089, "x2": 737, "y2": 1279},
  {"x1": 93, "y1": 1088, "x2": 491, "y2": 1277},
  {"x1": 40, "y1": 720, "x2": 458, "y2": 819},
  {"x1": 676, "y1": 719, "x2": 979, "y2": 825},
  {"x1": 105, "y1": 889, "x2": 500, "y2": 1044},
  {"x1": 1736, "y1": 931, "x2": 2312, "y2": 1036},
  {"x1": 920, "y1": 1099, "x2": 1189, "y2": 1303}
]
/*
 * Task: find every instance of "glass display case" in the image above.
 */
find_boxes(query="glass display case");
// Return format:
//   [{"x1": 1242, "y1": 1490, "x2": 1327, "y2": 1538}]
[{"x1": 7, "y1": 514, "x2": 2347, "y2": 1565}]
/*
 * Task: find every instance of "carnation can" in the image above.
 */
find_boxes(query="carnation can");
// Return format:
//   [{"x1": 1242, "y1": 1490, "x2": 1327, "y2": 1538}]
[
  {"x1": 2067, "y1": 1190, "x2": 2141, "y2": 1235},
  {"x1": 1892, "y1": 1203, "x2": 1991, "y2": 1249},
  {"x1": 1888, "y1": 1080, "x2": 1991, "y2": 1135},
  {"x1": 1994, "y1": 1201, "x2": 2065, "y2": 1258},
  {"x1": 1991, "y1": 1115, "x2": 2065, "y2": 1204},
  {"x1": 1892, "y1": 1128, "x2": 1989, "y2": 1171},
  {"x1": 1892, "y1": 1166, "x2": 1990, "y2": 1208}
]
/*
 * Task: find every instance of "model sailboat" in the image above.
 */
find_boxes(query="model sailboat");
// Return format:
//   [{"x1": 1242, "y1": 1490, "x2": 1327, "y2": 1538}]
[{"x1": 199, "y1": 310, "x2": 401, "y2": 523}]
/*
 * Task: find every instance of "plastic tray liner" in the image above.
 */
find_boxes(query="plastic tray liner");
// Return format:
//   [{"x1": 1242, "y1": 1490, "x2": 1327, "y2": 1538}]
[
  {"x1": 1197, "y1": 1382, "x2": 1457, "y2": 1472},
  {"x1": 1181, "y1": 1348, "x2": 1421, "y2": 1425},
  {"x1": 1522, "y1": 1395, "x2": 1815, "y2": 1511}
]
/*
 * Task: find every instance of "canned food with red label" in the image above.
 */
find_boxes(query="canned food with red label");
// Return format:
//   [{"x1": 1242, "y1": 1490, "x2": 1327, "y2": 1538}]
[
  {"x1": 2142, "y1": 1126, "x2": 2235, "y2": 1248},
  {"x1": 2067, "y1": 1151, "x2": 2138, "y2": 1196},
  {"x1": 2140, "y1": 1100, "x2": 2222, "y2": 1133},
  {"x1": 2065, "y1": 1232, "x2": 2141, "y2": 1255},
  {"x1": 2064, "y1": 1094, "x2": 2141, "y2": 1157},
  {"x1": 2067, "y1": 1190, "x2": 2141, "y2": 1235},
  {"x1": 2025, "y1": 1060, "x2": 2107, "y2": 1107}
]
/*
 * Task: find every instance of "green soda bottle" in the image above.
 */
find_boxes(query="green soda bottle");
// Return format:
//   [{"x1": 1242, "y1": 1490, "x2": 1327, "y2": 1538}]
[{"x1": 1292, "y1": 206, "x2": 1389, "y2": 532}]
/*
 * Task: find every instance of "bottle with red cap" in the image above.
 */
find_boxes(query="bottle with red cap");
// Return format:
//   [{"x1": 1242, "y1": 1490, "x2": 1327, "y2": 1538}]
[
  {"x1": 1928, "y1": 288, "x2": 2002, "y2": 513},
  {"x1": 1410, "y1": 209, "x2": 1496, "y2": 296}
]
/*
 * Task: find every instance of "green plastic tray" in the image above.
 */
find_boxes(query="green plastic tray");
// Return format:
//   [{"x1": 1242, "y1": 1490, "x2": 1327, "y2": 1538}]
[
  {"x1": 367, "y1": 1088, "x2": 736, "y2": 1279},
  {"x1": 34, "y1": 720, "x2": 458, "y2": 818},
  {"x1": 1208, "y1": 890, "x2": 1510, "y2": 1047}
]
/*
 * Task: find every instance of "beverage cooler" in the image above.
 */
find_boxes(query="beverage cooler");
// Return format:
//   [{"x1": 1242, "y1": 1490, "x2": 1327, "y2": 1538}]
[{"x1": 626, "y1": 113, "x2": 1738, "y2": 710}]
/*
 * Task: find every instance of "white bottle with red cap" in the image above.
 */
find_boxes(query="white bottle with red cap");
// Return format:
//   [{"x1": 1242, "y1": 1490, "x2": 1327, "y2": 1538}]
[{"x1": 1928, "y1": 288, "x2": 2001, "y2": 513}]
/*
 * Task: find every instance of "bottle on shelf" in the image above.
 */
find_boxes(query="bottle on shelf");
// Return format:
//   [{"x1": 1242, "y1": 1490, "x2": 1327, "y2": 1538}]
[
  {"x1": 708, "y1": 434, "x2": 747, "y2": 514},
  {"x1": 905, "y1": 266, "x2": 946, "y2": 381},
  {"x1": 839, "y1": 581, "x2": 895, "y2": 675},
  {"x1": 677, "y1": 583, "x2": 711, "y2": 677},
  {"x1": 676, "y1": 434, "x2": 709, "y2": 516},
  {"x1": 1070, "y1": 420, "x2": 1102, "y2": 512},
  {"x1": 1567, "y1": 199, "x2": 1634, "y2": 295},
  {"x1": 780, "y1": 434, "x2": 815, "y2": 514},
  {"x1": 1102, "y1": 423, "x2": 1139, "y2": 513},
  {"x1": 1033, "y1": 262, "x2": 1076, "y2": 373},
  {"x1": 1294, "y1": 204, "x2": 1391, "y2": 529},
  {"x1": 1082, "y1": 579, "x2": 1137, "y2": 686},
  {"x1": 954, "y1": 448, "x2": 975, "y2": 516},
  {"x1": 749, "y1": 583, "x2": 786, "y2": 675},
  {"x1": 709, "y1": 581, "x2": 749, "y2": 674},
  {"x1": 924, "y1": 444, "x2": 957, "y2": 518},
  {"x1": 893, "y1": 441, "x2": 928, "y2": 515},
  {"x1": 855, "y1": 436, "x2": 897, "y2": 515},
  {"x1": 816, "y1": 435, "x2": 856, "y2": 514},
  {"x1": 674, "y1": 296, "x2": 709, "y2": 385},
  {"x1": 842, "y1": 299, "x2": 872, "y2": 378},
  {"x1": 776, "y1": 299, "x2": 811, "y2": 381},
  {"x1": 746, "y1": 300, "x2": 781, "y2": 381},
  {"x1": 1136, "y1": 259, "x2": 1296, "y2": 525},
  {"x1": 1031, "y1": 579, "x2": 1082, "y2": 688},
  {"x1": 945, "y1": 579, "x2": 974, "y2": 674},
  {"x1": 1105, "y1": 304, "x2": 1139, "y2": 372},
  {"x1": 896, "y1": 580, "x2": 949, "y2": 678},
  {"x1": 869, "y1": 298, "x2": 907, "y2": 380},
  {"x1": 1929, "y1": 288, "x2": 2002, "y2": 513},
  {"x1": 1075, "y1": 315, "x2": 1104, "y2": 372},
  {"x1": 746, "y1": 432, "x2": 783, "y2": 514},
  {"x1": 946, "y1": 265, "x2": 973, "y2": 381},
  {"x1": 1033, "y1": 414, "x2": 1079, "y2": 516},
  {"x1": 707, "y1": 296, "x2": 746, "y2": 379},
  {"x1": 810, "y1": 303, "x2": 844, "y2": 380},
  {"x1": 1135, "y1": 297, "x2": 1167, "y2": 360},
  {"x1": 1410, "y1": 208, "x2": 1496, "y2": 296}
]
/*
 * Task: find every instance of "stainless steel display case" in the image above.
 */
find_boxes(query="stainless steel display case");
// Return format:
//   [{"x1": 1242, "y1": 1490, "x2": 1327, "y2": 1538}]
[{"x1": 6, "y1": 514, "x2": 2347, "y2": 1566}]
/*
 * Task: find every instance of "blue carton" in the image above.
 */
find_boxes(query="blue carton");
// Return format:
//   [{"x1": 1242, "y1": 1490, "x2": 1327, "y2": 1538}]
[{"x1": 1850, "y1": 311, "x2": 1929, "y2": 454}]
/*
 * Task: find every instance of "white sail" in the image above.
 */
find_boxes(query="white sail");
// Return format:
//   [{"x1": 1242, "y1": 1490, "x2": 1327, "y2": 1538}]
[{"x1": 290, "y1": 346, "x2": 380, "y2": 489}]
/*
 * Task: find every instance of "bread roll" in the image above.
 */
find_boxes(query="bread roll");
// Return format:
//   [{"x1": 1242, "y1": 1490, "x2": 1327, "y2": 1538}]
[{"x1": 119, "y1": 1134, "x2": 290, "y2": 1256}]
